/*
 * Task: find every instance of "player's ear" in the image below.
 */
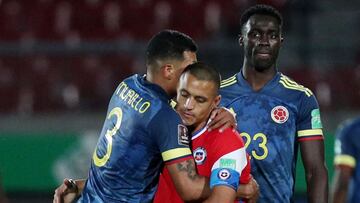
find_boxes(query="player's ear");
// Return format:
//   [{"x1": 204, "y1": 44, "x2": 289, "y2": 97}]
[
  {"x1": 162, "y1": 63, "x2": 174, "y2": 80},
  {"x1": 238, "y1": 36, "x2": 244, "y2": 46},
  {"x1": 214, "y1": 95, "x2": 221, "y2": 107},
  {"x1": 280, "y1": 36, "x2": 284, "y2": 43}
]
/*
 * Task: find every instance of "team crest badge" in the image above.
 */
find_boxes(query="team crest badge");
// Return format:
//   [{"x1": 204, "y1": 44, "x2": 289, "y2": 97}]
[
  {"x1": 271, "y1": 106, "x2": 289, "y2": 124},
  {"x1": 193, "y1": 147, "x2": 207, "y2": 165},
  {"x1": 218, "y1": 169, "x2": 231, "y2": 180},
  {"x1": 178, "y1": 124, "x2": 189, "y2": 146}
]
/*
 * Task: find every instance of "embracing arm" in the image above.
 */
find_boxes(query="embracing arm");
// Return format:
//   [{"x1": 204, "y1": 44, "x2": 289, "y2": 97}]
[
  {"x1": 167, "y1": 159, "x2": 211, "y2": 201},
  {"x1": 207, "y1": 107, "x2": 237, "y2": 132},
  {"x1": 204, "y1": 185, "x2": 236, "y2": 203},
  {"x1": 300, "y1": 140, "x2": 328, "y2": 203},
  {"x1": 237, "y1": 177, "x2": 259, "y2": 202}
]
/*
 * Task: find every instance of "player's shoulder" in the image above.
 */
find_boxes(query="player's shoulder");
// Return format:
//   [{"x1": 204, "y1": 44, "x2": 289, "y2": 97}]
[
  {"x1": 210, "y1": 128, "x2": 244, "y2": 147},
  {"x1": 277, "y1": 73, "x2": 314, "y2": 98},
  {"x1": 336, "y1": 117, "x2": 360, "y2": 139},
  {"x1": 150, "y1": 103, "x2": 181, "y2": 128},
  {"x1": 220, "y1": 74, "x2": 238, "y2": 89},
  {"x1": 219, "y1": 74, "x2": 241, "y2": 105}
]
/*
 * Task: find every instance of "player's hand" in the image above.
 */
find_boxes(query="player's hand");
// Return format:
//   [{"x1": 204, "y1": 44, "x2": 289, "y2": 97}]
[
  {"x1": 53, "y1": 178, "x2": 79, "y2": 203},
  {"x1": 207, "y1": 107, "x2": 237, "y2": 132},
  {"x1": 247, "y1": 190, "x2": 259, "y2": 203},
  {"x1": 237, "y1": 177, "x2": 259, "y2": 201}
]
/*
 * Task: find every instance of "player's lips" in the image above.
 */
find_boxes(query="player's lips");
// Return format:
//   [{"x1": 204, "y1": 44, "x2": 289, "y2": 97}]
[
  {"x1": 255, "y1": 48, "x2": 271, "y2": 56},
  {"x1": 181, "y1": 111, "x2": 194, "y2": 119},
  {"x1": 255, "y1": 51, "x2": 271, "y2": 58}
]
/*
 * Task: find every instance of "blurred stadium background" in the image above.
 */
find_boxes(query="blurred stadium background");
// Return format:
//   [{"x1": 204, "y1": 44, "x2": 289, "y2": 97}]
[{"x1": 0, "y1": 0, "x2": 359, "y2": 202}]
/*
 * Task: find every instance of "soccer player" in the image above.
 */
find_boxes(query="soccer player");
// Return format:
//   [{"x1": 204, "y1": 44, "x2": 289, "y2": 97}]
[
  {"x1": 154, "y1": 62, "x2": 258, "y2": 203},
  {"x1": 331, "y1": 117, "x2": 360, "y2": 203},
  {"x1": 209, "y1": 4, "x2": 328, "y2": 203},
  {"x1": 53, "y1": 30, "x2": 233, "y2": 203}
]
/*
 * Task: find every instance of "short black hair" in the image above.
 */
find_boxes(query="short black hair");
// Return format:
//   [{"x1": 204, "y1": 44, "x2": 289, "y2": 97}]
[
  {"x1": 182, "y1": 62, "x2": 221, "y2": 94},
  {"x1": 240, "y1": 4, "x2": 283, "y2": 29},
  {"x1": 146, "y1": 30, "x2": 198, "y2": 67}
]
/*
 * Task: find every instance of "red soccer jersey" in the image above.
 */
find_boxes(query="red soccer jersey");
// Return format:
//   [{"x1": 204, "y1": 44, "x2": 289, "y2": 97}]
[{"x1": 154, "y1": 127, "x2": 251, "y2": 203}]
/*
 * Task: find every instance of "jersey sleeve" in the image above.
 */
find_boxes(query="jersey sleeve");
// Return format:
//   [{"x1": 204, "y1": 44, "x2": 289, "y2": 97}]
[
  {"x1": 209, "y1": 129, "x2": 250, "y2": 191},
  {"x1": 296, "y1": 94, "x2": 324, "y2": 142},
  {"x1": 239, "y1": 154, "x2": 251, "y2": 184},
  {"x1": 149, "y1": 107, "x2": 192, "y2": 164},
  {"x1": 334, "y1": 120, "x2": 357, "y2": 168}
]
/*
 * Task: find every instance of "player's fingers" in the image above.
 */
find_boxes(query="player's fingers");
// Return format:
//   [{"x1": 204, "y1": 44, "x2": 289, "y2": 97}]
[
  {"x1": 63, "y1": 179, "x2": 74, "y2": 189},
  {"x1": 207, "y1": 109, "x2": 220, "y2": 129},
  {"x1": 64, "y1": 178, "x2": 77, "y2": 193},
  {"x1": 209, "y1": 107, "x2": 220, "y2": 120},
  {"x1": 208, "y1": 109, "x2": 227, "y2": 130},
  {"x1": 219, "y1": 122, "x2": 231, "y2": 133},
  {"x1": 213, "y1": 111, "x2": 231, "y2": 131},
  {"x1": 207, "y1": 118, "x2": 222, "y2": 131},
  {"x1": 53, "y1": 179, "x2": 73, "y2": 203},
  {"x1": 53, "y1": 188, "x2": 63, "y2": 203}
]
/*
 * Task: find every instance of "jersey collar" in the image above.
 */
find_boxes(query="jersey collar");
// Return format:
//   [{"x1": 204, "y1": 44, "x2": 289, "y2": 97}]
[
  {"x1": 136, "y1": 74, "x2": 172, "y2": 102},
  {"x1": 191, "y1": 118, "x2": 213, "y2": 140},
  {"x1": 237, "y1": 70, "x2": 281, "y2": 92},
  {"x1": 191, "y1": 126, "x2": 207, "y2": 140}
]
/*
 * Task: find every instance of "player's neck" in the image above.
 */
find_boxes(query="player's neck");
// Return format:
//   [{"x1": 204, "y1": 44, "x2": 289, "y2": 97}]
[
  {"x1": 146, "y1": 72, "x2": 173, "y2": 97},
  {"x1": 191, "y1": 120, "x2": 207, "y2": 135},
  {"x1": 242, "y1": 65, "x2": 276, "y2": 92}
]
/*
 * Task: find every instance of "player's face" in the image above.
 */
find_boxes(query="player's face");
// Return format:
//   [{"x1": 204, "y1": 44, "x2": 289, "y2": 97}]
[
  {"x1": 176, "y1": 73, "x2": 220, "y2": 132},
  {"x1": 170, "y1": 51, "x2": 197, "y2": 95},
  {"x1": 241, "y1": 14, "x2": 282, "y2": 72}
]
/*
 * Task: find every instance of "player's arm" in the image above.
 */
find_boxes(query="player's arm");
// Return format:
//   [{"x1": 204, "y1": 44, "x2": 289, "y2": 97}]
[
  {"x1": 204, "y1": 185, "x2": 236, "y2": 203},
  {"x1": 206, "y1": 130, "x2": 250, "y2": 203},
  {"x1": 330, "y1": 123, "x2": 356, "y2": 203},
  {"x1": 298, "y1": 97, "x2": 328, "y2": 203},
  {"x1": 206, "y1": 177, "x2": 259, "y2": 203},
  {"x1": 53, "y1": 178, "x2": 86, "y2": 203},
  {"x1": 300, "y1": 140, "x2": 328, "y2": 203},
  {"x1": 207, "y1": 107, "x2": 237, "y2": 132},
  {"x1": 166, "y1": 159, "x2": 210, "y2": 201},
  {"x1": 330, "y1": 165, "x2": 354, "y2": 203}
]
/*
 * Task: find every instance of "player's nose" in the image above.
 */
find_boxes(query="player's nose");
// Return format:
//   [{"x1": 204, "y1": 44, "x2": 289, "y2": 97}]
[{"x1": 184, "y1": 98, "x2": 195, "y2": 110}]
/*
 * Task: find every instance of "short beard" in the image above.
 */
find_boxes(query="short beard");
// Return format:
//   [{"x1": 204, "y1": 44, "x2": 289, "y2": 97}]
[{"x1": 253, "y1": 60, "x2": 274, "y2": 72}]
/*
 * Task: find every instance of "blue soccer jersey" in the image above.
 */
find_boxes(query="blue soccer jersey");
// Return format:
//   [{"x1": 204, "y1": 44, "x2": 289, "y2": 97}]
[
  {"x1": 334, "y1": 117, "x2": 360, "y2": 203},
  {"x1": 78, "y1": 74, "x2": 193, "y2": 203},
  {"x1": 220, "y1": 71, "x2": 324, "y2": 203}
]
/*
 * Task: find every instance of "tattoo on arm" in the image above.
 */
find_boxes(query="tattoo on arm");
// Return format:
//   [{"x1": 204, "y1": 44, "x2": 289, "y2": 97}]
[{"x1": 177, "y1": 160, "x2": 199, "y2": 180}]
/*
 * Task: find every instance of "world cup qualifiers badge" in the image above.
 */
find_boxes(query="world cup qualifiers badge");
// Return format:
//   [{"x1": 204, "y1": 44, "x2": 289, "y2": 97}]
[{"x1": 178, "y1": 124, "x2": 189, "y2": 146}]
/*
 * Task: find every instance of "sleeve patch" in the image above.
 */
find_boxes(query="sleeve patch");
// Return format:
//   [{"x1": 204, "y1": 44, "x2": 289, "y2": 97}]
[
  {"x1": 210, "y1": 168, "x2": 240, "y2": 190},
  {"x1": 297, "y1": 129, "x2": 323, "y2": 137},
  {"x1": 298, "y1": 136, "x2": 324, "y2": 142},
  {"x1": 334, "y1": 155, "x2": 356, "y2": 168},
  {"x1": 178, "y1": 124, "x2": 190, "y2": 146},
  {"x1": 311, "y1": 109, "x2": 323, "y2": 128},
  {"x1": 162, "y1": 148, "x2": 192, "y2": 162},
  {"x1": 211, "y1": 148, "x2": 247, "y2": 173},
  {"x1": 219, "y1": 158, "x2": 237, "y2": 170}
]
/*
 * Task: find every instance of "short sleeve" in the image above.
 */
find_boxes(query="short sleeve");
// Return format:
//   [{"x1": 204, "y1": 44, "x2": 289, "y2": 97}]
[
  {"x1": 209, "y1": 129, "x2": 250, "y2": 190},
  {"x1": 149, "y1": 107, "x2": 192, "y2": 164},
  {"x1": 334, "y1": 120, "x2": 358, "y2": 168},
  {"x1": 296, "y1": 94, "x2": 324, "y2": 141},
  {"x1": 239, "y1": 154, "x2": 251, "y2": 184}
]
